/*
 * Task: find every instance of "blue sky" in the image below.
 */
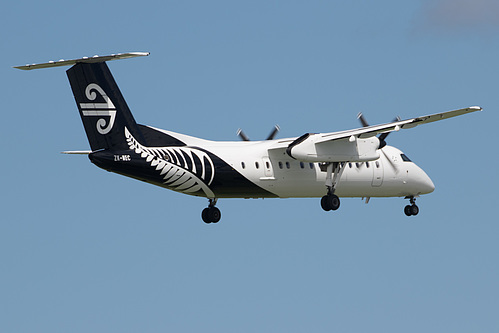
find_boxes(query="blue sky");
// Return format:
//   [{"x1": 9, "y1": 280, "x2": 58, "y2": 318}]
[{"x1": 1, "y1": 1, "x2": 498, "y2": 332}]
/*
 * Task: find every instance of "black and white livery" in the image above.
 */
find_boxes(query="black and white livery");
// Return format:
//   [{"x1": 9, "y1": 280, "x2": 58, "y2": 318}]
[{"x1": 15, "y1": 52, "x2": 481, "y2": 223}]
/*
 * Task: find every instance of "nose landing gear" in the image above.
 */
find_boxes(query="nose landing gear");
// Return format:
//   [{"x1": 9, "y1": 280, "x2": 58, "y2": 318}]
[
  {"x1": 404, "y1": 196, "x2": 419, "y2": 216},
  {"x1": 202, "y1": 198, "x2": 221, "y2": 224}
]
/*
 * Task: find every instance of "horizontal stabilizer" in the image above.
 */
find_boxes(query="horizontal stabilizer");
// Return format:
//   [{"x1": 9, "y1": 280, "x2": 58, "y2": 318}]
[
  {"x1": 61, "y1": 151, "x2": 92, "y2": 155},
  {"x1": 14, "y1": 52, "x2": 149, "y2": 70}
]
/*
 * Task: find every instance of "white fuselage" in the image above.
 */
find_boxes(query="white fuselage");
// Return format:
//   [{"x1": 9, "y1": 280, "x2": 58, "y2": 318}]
[{"x1": 153, "y1": 128, "x2": 435, "y2": 199}]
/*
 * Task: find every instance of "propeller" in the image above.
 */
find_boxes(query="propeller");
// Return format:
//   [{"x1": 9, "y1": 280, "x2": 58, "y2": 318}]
[
  {"x1": 357, "y1": 113, "x2": 370, "y2": 128},
  {"x1": 266, "y1": 125, "x2": 280, "y2": 140},
  {"x1": 357, "y1": 113, "x2": 400, "y2": 149},
  {"x1": 357, "y1": 113, "x2": 401, "y2": 173},
  {"x1": 236, "y1": 128, "x2": 250, "y2": 141},
  {"x1": 237, "y1": 125, "x2": 280, "y2": 141}
]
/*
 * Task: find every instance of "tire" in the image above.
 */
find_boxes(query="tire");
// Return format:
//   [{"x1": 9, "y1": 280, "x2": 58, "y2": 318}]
[
  {"x1": 410, "y1": 204, "x2": 419, "y2": 216},
  {"x1": 329, "y1": 195, "x2": 340, "y2": 211},
  {"x1": 404, "y1": 205, "x2": 412, "y2": 216},
  {"x1": 321, "y1": 194, "x2": 340, "y2": 211},
  {"x1": 321, "y1": 195, "x2": 332, "y2": 211},
  {"x1": 208, "y1": 207, "x2": 221, "y2": 223},
  {"x1": 202, "y1": 208, "x2": 211, "y2": 223}
]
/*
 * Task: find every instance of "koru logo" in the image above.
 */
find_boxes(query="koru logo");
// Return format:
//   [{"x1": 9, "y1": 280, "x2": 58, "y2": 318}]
[{"x1": 79, "y1": 83, "x2": 117, "y2": 135}]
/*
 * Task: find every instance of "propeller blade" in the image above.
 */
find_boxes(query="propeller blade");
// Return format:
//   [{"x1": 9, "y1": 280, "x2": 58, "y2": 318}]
[
  {"x1": 357, "y1": 112, "x2": 369, "y2": 127},
  {"x1": 237, "y1": 129, "x2": 250, "y2": 141},
  {"x1": 377, "y1": 117, "x2": 401, "y2": 148},
  {"x1": 266, "y1": 125, "x2": 280, "y2": 140},
  {"x1": 378, "y1": 133, "x2": 389, "y2": 148}
]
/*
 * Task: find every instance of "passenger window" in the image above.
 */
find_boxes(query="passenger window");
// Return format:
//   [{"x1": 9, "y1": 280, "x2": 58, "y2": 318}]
[
  {"x1": 376, "y1": 161, "x2": 380, "y2": 168},
  {"x1": 278, "y1": 161, "x2": 283, "y2": 169},
  {"x1": 348, "y1": 163, "x2": 352, "y2": 168},
  {"x1": 265, "y1": 161, "x2": 270, "y2": 169},
  {"x1": 309, "y1": 163, "x2": 314, "y2": 169},
  {"x1": 366, "y1": 162, "x2": 370, "y2": 168},
  {"x1": 241, "y1": 162, "x2": 246, "y2": 169},
  {"x1": 300, "y1": 162, "x2": 305, "y2": 169},
  {"x1": 286, "y1": 162, "x2": 290, "y2": 169},
  {"x1": 255, "y1": 162, "x2": 260, "y2": 169}
]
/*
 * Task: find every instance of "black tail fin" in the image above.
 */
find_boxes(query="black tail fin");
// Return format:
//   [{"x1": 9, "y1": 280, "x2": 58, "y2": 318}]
[{"x1": 66, "y1": 62, "x2": 146, "y2": 151}]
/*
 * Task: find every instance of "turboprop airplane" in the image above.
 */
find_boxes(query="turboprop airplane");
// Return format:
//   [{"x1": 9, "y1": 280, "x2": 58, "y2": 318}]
[{"x1": 15, "y1": 52, "x2": 481, "y2": 223}]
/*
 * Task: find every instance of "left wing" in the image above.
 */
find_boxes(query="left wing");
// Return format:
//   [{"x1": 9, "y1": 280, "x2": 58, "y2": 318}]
[
  {"x1": 318, "y1": 106, "x2": 481, "y2": 141},
  {"x1": 286, "y1": 106, "x2": 482, "y2": 163}
]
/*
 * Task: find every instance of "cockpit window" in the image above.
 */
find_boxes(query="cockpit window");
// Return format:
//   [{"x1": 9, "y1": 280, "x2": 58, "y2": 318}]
[{"x1": 401, "y1": 154, "x2": 412, "y2": 162}]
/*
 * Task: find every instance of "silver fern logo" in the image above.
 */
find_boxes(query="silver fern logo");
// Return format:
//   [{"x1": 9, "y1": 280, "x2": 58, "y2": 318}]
[
  {"x1": 79, "y1": 83, "x2": 117, "y2": 135},
  {"x1": 125, "y1": 127, "x2": 216, "y2": 197}
]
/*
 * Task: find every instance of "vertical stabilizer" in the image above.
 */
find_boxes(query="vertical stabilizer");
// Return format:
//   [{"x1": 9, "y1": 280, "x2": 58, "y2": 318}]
[{"x1": 66, "y1": 62, "x2": 146, "y2": 151}]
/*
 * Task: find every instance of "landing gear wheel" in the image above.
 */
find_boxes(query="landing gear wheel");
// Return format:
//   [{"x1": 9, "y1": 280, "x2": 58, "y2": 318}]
[
  {"x1": 330, "y1": 195, "x2": 340, "y2": 211},
  {"x1": 321, "y1": 195, "x2": 332, "y2": 211},
  {"x1": 404, "y1": 205, "x2": 412, "y2": 216},
  {"x1": 404, "y1": 204, "x2": 419, "y2": 216},
  {"x1": 202, "y1": 208, "x2": 211, "y2": 223},
  {"x1": 321, "y1": 194, "x2": 340, "y2": 212},
  {"x1": 404, "y1": 196, "x2": 420, "y2": 217},
  {"x1": 202, "y1": 207, "x2": 221, "y2": 224},
  {"x1": 208, "y1": 207, "x2": 221, "y2": 223},
  {"x1": 410, "y1": 204, "x2": 419, "y2": 216},
  {"x1": 202, "y1": 198, "x2": 221, "y2": 224}
]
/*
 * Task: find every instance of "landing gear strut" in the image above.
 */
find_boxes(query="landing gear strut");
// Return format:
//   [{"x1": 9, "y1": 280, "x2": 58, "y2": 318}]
[
  {"x1": 202, "y1": 198, "x2": 221, "y2": 224},
  {"x1": 404, "y1": 196, "x2": 419, "y2": 216},
  {"x1": 321, "y1": 162, "x2": 345, "y2": 212}
]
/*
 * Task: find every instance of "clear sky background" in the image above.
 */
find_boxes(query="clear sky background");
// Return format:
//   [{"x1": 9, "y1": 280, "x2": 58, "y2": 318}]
[{"x1": 1, "y1": 1, "x2": 498, "y2": 332}]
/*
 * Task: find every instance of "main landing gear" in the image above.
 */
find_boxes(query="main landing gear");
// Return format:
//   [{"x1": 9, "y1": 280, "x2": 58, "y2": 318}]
[
  {"x1": 202, "y1": 198, "x2": 221, "y2": 224},
  {"x1": 321, "y1": 193, "x2": 340, "y2": 211},
  {"x1": 321, "y1": 162, "x2": 345, "y2": 212},
  {"x1": 404, "y1": 196, "x2": 419, "y2": 216}
]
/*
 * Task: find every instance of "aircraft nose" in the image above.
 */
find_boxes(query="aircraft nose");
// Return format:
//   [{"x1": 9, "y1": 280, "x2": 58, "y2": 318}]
[{"x1": 417, "y1": 168, "x2": 435, "y2": 194}]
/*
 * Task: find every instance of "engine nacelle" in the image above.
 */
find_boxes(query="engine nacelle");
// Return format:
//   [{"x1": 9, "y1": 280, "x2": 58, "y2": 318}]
[{"x1": 286, "y1": 134, "x2": 380, "y2": 162}]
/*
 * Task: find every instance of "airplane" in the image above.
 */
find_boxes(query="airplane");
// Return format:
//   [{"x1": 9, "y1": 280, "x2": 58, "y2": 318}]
[{"x1": 15, "y1": 52, "x2": 481, "y2": 223}]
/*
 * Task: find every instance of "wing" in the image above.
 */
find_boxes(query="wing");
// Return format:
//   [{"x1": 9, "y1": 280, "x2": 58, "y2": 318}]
[
  {"x1": 286, "y1": 106, "x2": 482, "y2": 162},
  {"x1": 317, "y1": 106, "x2": 482, "y2": 142}
]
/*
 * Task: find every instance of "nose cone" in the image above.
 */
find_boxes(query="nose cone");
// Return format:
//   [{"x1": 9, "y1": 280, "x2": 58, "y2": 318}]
[{"x1": 415, "y1": 167, "x2": 435, "y2": 194}]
